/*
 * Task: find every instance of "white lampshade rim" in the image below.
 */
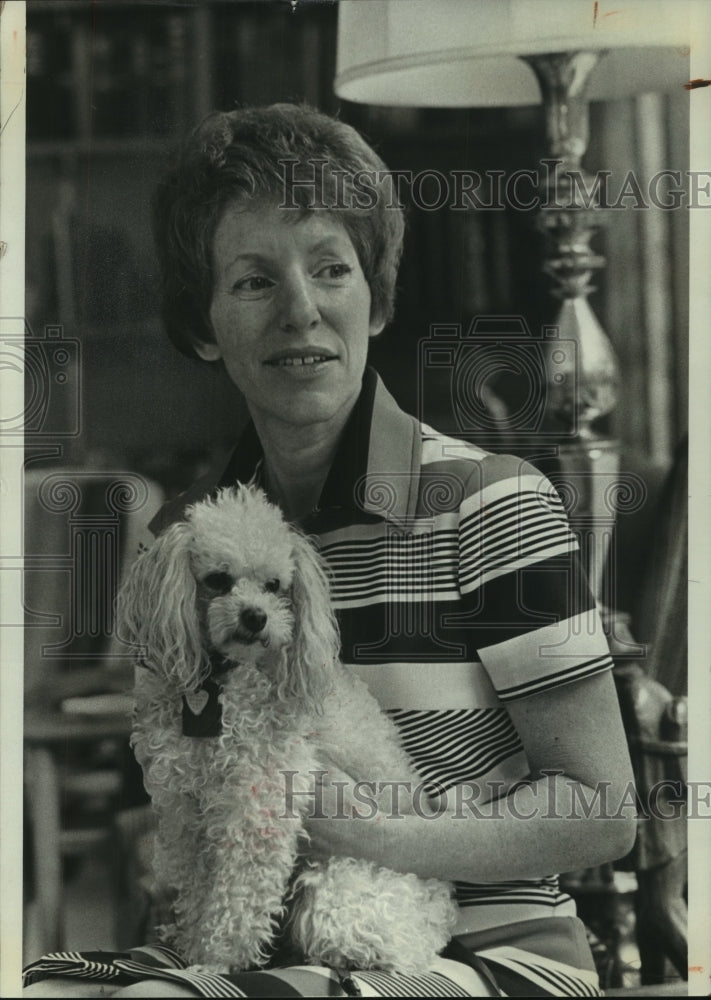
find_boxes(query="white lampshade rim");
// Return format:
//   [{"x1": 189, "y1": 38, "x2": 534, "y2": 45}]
[
  {"x1": 335, "y1": 43, "x2": 599, "y2": 88},
  {"x1": 335, "y1": 43, "x2": 688, "y2": 107},
  {"x1": 335, "y1": 1, "x2": 691, "y2": 108}
]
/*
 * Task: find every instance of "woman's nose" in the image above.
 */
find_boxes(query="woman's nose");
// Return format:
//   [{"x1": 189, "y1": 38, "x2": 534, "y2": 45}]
[{"x1": 277, "y1": 271, "x2": 320, "y2": 333}]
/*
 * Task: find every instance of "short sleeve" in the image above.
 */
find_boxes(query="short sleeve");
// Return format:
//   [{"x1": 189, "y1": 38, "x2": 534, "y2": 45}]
[{"x1": 457, "y1": 455, "x2": 613, "y2": 702}]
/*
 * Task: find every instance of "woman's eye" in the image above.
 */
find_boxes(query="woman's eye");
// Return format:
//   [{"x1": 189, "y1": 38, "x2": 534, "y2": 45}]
[
  {"x1": 233, "y1": 275, "x2": 274, "y2": 295},
  {"x1": 203, "y1": 572, "x2": 234, "y2": 595},
  {"x1": 264, "y1": 578, "x2": 281, "y2": 593},
  {"x1": 317, "y1": 263, "x2": 352, "y2": 281}
]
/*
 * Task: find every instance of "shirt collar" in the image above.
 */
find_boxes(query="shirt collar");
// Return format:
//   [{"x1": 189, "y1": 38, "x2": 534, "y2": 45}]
[{"x1": 217, "y1": 367, "x2": 422, "y2": 527}]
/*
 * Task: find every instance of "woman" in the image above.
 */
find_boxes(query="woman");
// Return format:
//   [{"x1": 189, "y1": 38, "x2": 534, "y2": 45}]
[{"x1": 24, "y1": 104, "x2": 636, "y2": 998}]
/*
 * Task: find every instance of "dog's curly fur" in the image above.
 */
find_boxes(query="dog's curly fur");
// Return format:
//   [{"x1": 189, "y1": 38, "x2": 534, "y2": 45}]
[{"x1": 118, "y1": 485, "x2": 458, "y2": 975}]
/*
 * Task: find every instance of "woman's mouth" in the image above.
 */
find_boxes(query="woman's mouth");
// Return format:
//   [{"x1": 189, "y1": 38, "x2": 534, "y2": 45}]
[
  {"x1": 263, "y1": 350, "x2": 338, "y2": 373},
  {"x1": 268, "y1": 355, "x2": 332, "y2": 367}
]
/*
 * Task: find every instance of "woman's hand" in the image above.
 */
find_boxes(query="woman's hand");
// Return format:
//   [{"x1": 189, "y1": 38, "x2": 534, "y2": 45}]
[
  {"x1": 304, "y1": 806, "x2": 386, "y2": 864},
  {"x1": 302, "y1": 759, "x2": 449, "y2": 871},
  {"x1": 304, "y1": 671, "x2": 638, "y2": 884},
  {"x1": 304, "y1": 760, "x2": 377, "y2": 857},
  {"x1": 302, "y1": 760, "x2": 389, "y2": 863}
]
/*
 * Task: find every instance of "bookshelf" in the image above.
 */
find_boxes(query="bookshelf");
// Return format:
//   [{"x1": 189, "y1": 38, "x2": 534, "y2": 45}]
[
  {"x1": 27, "y1": 1, "x2": 210, "y2": 152},
  {"x1": 25, "y1": 0, "x2": 341, "y2": 484},
  {"x1": 26, "y1": 1, "x2": 340, "y2": 157}
]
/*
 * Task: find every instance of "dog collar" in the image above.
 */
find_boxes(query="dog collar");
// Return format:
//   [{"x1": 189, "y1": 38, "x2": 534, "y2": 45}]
[{"x1": 182, "y1": 679, "x2": 222, "y2": 737}]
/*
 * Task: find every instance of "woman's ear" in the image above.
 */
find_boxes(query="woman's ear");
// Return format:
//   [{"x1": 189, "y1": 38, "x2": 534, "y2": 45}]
[
  {"x1": 194, "y1": 337, "x2": 223, "y2": 362},
  {"x1": 369, "y1": 312, "x2": 386, "y2": 339}
]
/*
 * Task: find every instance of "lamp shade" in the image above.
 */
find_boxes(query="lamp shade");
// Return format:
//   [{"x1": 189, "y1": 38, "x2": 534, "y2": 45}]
[{"x1": 335, "y1": 0, "x2": 691, "y2": 107}]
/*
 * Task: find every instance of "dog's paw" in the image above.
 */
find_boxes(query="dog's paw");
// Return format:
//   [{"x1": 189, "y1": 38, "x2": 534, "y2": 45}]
[{"x1": 291, "y1": 857, "x2": 458, "y2": 975}]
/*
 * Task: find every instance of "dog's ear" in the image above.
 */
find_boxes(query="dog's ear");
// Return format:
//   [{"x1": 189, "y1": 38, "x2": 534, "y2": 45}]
[
  {"x1": 286, "y1": 530, "x2": 340, "y2": 707},
  {"x1": 117, "y1": 522, "x2": 208, "y2": 692}
]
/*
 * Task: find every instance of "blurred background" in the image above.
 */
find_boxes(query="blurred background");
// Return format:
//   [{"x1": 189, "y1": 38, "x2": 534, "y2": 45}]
[{"x1": 22, "y1": 0, "x2": 689, "y2": 989}]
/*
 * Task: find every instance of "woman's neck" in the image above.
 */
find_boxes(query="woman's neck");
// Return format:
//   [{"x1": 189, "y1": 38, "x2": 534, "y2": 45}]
[{"x1": 254, "y1": 417, "x2": 345, "y2": 523}]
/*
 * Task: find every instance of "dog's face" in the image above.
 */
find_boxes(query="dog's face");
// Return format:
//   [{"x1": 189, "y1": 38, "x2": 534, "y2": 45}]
[
  {"x1": 189, "y1": 488, "x2": 297, "y2": 670},
  {"x1": 121, "y1": 484, "x2": 339, "y2": 704}
]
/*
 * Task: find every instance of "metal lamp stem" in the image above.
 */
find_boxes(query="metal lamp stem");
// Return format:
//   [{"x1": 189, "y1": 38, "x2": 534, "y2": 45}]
[{"x1": 522, "y1": 51, "x2": 629, "y2": 627}]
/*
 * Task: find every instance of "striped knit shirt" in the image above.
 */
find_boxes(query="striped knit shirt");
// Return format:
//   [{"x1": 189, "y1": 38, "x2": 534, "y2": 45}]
[{"x1": 150, "y1": 367, "x2": 614, "y2": 933}]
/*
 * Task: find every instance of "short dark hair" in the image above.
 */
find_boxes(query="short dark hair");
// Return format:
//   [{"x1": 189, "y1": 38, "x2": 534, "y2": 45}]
[{"x1": 152, "y1": 104, "x2": 405, "y2": 359}]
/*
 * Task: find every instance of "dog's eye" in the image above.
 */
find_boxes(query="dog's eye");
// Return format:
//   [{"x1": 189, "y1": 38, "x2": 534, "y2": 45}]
[
  {"x1": 264, "y1": 578, "x2": 281, "y2": 594},
  {"x1": 203, "y1": 572, "x2": 234, "y2": 595}
]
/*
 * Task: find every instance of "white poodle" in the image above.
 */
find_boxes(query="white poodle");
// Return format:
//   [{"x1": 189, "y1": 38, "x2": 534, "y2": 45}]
[{"x1": 118, "y1": 485, "x2": 457, "y2": 976}]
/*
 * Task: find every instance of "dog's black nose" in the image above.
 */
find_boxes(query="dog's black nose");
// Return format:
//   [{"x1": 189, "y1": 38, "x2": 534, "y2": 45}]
[{"x1": 240, "y1": 607, "x2": 267, "y2": 634}]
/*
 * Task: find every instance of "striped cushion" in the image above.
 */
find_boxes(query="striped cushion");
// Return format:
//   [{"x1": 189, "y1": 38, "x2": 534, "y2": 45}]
[{"x1": 22, "y1": 942, "x2": 602, "y2": 996}]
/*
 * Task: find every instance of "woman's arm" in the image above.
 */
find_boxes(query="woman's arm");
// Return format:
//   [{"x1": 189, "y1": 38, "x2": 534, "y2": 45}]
[{"x1": 305, "y1": 669, "x2": 637, "y2": 883}]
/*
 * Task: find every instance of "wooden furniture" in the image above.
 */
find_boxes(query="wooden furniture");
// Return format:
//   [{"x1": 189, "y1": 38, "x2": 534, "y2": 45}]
[
  {"x1": 24, "y1": 706, "x2": 132, "y2": 956},
  {"x1": 611, "y1": 441, "x2": 689, "y2": 986},
  {"x1": 23, "y1": 468, "x2": 162, "y2": 958}
]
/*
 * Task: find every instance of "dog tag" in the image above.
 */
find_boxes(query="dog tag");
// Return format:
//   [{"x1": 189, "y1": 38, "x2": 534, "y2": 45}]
[
  {"x1": 182, "y1": 680, "x2": 222, "y2": 737},
  {"x1": 185, "y1": 688, "x2": 209, "y2": 716}
]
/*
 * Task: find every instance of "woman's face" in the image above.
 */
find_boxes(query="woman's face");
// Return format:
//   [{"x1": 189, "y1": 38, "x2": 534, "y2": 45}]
[{"x1": 201, "y1": 201, "x2": 383, "y2": 432}]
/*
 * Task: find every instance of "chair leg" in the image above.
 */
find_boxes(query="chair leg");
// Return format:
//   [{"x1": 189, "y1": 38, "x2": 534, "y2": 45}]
[
  {"x1": 26, "y1": 746, "x2": 63, "y2": 954},
  {"x1": 635, "y1": 853, "x2": 687, "y2": 985}
]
